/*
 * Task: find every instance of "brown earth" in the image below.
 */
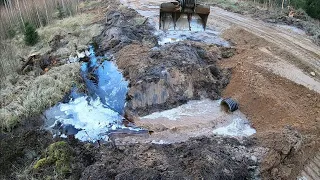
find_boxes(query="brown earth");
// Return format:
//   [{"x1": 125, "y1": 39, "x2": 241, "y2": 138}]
[
  {"x1": 220, "y1": 27, "x2": 320, "y2": 179},
  {"x1": 116, "y1": 42, "x2": 230, "y2": 116},
  {"x1": 81, "y1": 136, "x2": 258, "y2": 180}
]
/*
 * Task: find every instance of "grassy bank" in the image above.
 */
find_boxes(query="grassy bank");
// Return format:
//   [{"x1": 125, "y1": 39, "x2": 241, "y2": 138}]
[
  {"x1": 0, "y1": 0, "x2": 107, "y2": 131},
  {"x1": 0, "y1": 63, "x2": 81, "y2": 131}
]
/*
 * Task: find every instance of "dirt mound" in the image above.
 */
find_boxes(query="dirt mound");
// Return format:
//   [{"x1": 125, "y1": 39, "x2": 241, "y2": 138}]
[
  {"x1": 116, "y1": 43, "x2": 230, "y2": 116},
  {"x1": 81, "y1": 136, "x2": 259, "y2": 180},
  {"x1": 94, "y1": 7, "x2": 157, "y2": 54}
]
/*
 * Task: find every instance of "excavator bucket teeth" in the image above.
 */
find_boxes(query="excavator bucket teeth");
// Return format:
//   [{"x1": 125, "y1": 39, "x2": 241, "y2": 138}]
[{"x1": 159, "y1": 1, "x2": 210, "y2": 31}]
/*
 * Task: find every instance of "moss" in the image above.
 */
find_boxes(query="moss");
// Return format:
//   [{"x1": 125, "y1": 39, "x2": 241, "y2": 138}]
[
  {"x1": 33, "y1": 157, "x2": 55, "y2": 169},
  {"x1": 33, "y1": 141, "x2": 73, "y2": 175}
]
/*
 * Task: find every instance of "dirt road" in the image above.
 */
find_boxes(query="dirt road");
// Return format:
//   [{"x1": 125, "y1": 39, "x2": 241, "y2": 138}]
[{"x1": 210, "y1": 7, "x2": 320, "y2": 72}]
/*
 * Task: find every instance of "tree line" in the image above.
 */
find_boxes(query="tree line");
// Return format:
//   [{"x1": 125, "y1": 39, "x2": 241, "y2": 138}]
[
  {"x1": 0, "y1": 0, "x2": 79, "y2": 40},
  {"x1": 246, "y1": 0, "x2": 320, "y2": 20}
]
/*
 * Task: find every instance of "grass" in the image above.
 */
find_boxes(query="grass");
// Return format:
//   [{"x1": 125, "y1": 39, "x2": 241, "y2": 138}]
[
  {"x1": 33, "y1": 141, "x2": 74, "y2": 175},
  {"x1": 0, "y1": 62, "x2": 81, "y2": 131}
]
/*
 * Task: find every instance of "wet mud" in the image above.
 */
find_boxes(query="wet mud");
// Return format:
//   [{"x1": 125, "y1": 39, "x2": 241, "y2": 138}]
[
  {"x1": 81, "y1": 136, "x2": 260, "y2": 180},
  {"x1": 117, "y1": 43, "x2": 230, "y2": 117}
]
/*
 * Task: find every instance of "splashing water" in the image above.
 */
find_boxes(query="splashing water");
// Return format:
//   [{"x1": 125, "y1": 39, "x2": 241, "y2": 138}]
[{"x1": 44, "y1": 46, "x2": 140, "y2": 142}]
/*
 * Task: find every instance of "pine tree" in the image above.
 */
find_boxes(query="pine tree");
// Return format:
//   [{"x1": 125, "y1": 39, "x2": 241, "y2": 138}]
[{"x1": 24, "y1": 22, "x2": 39, "y2": 46}]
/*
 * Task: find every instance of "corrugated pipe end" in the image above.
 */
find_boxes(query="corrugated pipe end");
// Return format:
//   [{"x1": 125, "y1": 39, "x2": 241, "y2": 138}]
[{"x1": 221, "y1": 98, "x2": 239, "y2": 112}]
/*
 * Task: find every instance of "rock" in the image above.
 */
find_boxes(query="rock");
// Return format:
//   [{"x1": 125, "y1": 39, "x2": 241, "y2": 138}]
[
  {"x1": 306, "y1": 94, "x2": 311, "y2": 98},
  {"x1": 271, "y1": 168, "x2": 279, "y2": 178},
  {"x1": 221, "y1": 47, "x2": 236, "y2": 58},
  {"x1": 310, "y1": 72, "x2": 316, "y2": 76}
]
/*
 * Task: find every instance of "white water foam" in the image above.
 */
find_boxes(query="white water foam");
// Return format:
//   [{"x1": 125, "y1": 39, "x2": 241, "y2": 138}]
[
  {"x1": 44, "y1": 96, "x2": 122, "y2": 142},
  {"x1": 212, "y1": 118, "x2": 256, "y2": 137}
]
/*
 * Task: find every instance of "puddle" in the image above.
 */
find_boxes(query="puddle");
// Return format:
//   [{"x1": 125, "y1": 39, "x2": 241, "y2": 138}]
[
  {"x1": 120, "y1": 0, "x2": 230, "y2": 46},
  {"x1": 110, "y1": 99, "x2": 256, "y2": 145},
  {"x1": 131, "y1": 99, "x2": 256, "y2": 144},
  {"x1": 44, "y1": 46, "x2": 144, "y2": 142}
]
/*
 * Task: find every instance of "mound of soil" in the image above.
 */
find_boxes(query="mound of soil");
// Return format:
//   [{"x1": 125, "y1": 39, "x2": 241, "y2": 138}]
[
  {"x1": 81, "y1": 136, "x2": 259, "y2": 180},
  {"x1": 116, "y1": 43, "x2": 230, "y2": 116},
  {"x1": 94, "y1": 7, "x2": 157, "y2": 54}
]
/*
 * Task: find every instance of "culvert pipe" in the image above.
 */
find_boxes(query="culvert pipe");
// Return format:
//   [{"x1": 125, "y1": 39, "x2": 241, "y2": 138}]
[{"x1": 221, "y1": 98, "x2": 239, "y2": 112}]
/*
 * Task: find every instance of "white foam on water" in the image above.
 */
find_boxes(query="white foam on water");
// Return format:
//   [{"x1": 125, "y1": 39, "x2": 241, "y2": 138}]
[
  {"x1": 44, "y1": 96, "x2": 123, "y2": 142},
  {"x1": 151, "y1": 140, "x2": 167, "y2": 144},
  {"x1": 155, "y1": 27, "x2": 229, "y2": 46},
  {"x1": 212, "y1": 118, "x2": 256, "y2": 137},
  {"x1": 44, "y1": 46, "x2": 132, "y2": 142}
]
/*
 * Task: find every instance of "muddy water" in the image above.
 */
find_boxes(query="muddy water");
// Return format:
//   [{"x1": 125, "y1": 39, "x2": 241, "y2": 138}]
[
  {"x1": 111, "y1": 99, "x2": 256, "y2": 145},
  {"x1": 120, "y1": 0, "x2": 230, "y2": 46}
]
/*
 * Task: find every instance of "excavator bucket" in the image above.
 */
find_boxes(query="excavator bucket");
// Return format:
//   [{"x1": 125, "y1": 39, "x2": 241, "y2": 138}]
[{"x1": 159, "y1": 0, "x2": 210, "y2": 31}]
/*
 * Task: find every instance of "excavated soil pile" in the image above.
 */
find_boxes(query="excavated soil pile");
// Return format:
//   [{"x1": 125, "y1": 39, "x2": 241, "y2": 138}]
[
  {"x1": 94, "y1": 3, "x2": 231, "y2": 117},
  {"x1": 81, "y1": 136, "x2": 258, "y2": 180},
  {"x1": 94, "y1": 8, "x2": 157, "y2": 54},
  {"x1": 117, "y1": 43, "x2": 230, "y2": 116}
]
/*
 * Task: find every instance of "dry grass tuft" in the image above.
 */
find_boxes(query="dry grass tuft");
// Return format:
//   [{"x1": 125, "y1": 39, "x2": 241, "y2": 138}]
[{"x1": 0, "y1": 62, "x2": 81, "y2": 131}]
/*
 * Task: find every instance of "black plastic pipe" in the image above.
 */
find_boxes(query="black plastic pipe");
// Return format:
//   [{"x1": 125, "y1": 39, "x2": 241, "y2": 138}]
[{"x1": 221, "y1": 98, "x2": 239, "y2": 112}]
